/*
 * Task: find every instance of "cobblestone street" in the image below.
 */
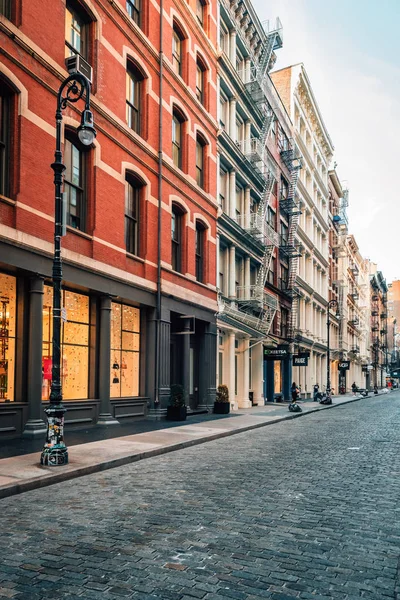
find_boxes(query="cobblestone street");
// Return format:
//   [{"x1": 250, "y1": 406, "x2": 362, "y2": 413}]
[{"x1": 1, "y1": 394, "x2": 400, "y2": 600}]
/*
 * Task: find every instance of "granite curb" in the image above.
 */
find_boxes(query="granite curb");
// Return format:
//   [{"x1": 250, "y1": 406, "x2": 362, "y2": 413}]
[{"x1": 0, "y1": 392, "x2": 385, "y2": 500}]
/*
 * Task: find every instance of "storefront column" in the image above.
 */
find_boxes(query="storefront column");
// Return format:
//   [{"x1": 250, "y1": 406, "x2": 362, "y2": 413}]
[
  {"x1": 239, "y1": 337, "x2": 251, "y2": 408},
  {"x1": 199, "y1": 322, "x2": 217, "y2": 411},
  {"x1": 252, "y1": 342, "x2": 264, "y2": 405},
  {"x1": 147, "y1": 306, "x2": 171, "y2": 417},
  {"x1": 228, "y1": 332, "x2": 236, "y2": 409},
  {"x1": 229, "y1": 170, "x2": 236, "y2": 220},
  {"x1": 97, "y1": 296, "x2": 119, "y2": 426},
  {"x1": 22, "y1": 276, "x2": 47, "y2": 438},
  {"x1": 265, "y1": 359, "x2": 274, "y2": 402},
  {"x1": 282, "y1": 355, "x2": 292, "y2": 401},
  {"x1": 182, "y1": 316, "x2": 191, "y2": 407}
]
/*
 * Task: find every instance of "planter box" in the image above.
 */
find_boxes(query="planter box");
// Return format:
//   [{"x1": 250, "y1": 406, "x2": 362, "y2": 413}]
[
  {"x1": 213, "y1": 401, "x2": 230, "y2": 415},
  {"x1": 166, "y1": 406, "x2": 187, "y2": 421}
]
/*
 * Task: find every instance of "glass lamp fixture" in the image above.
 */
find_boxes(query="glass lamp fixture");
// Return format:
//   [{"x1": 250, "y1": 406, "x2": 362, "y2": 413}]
[{"x1": 77, "y1": 109, "x2": 96, "y2": 145}]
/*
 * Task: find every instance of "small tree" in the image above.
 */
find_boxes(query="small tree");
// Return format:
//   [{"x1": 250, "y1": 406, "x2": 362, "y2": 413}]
[
  {"x1": 216, "y1": 384, "x2": 229, "y2": 403},
  {"x1": 170, "y1": 384, "x2": 185, "y2": 407}
]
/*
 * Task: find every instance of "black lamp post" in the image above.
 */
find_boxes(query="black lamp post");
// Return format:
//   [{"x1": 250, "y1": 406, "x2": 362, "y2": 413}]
[
  {"x1": 326, "y1": 299, "x2": 340, "y2": 394},
  {"x1": 41, "y1": 73, "x2": 96, "y2": 466}
]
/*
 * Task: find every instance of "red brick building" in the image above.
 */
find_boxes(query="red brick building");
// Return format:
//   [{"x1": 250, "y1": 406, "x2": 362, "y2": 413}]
[{"x1": 0, "y1": 0, "x2": 218, "y2": 438}]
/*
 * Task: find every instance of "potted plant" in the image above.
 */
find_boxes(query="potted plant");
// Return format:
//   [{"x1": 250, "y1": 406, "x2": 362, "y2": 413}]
[
  {"x1": 214, "y1": 384, "x2": 230, "y2": 414},
  {"x1": 166, "y1": 384, "x2": 187, "y2": 421}
]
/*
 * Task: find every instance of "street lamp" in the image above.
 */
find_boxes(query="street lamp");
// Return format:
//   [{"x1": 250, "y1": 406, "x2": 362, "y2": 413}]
[
  {"x1": 326, "y1": 299, "x2": 340, "y2": 394},
  {"x1": 41, "y1": 73, "x2": 96, "y2": 466}
]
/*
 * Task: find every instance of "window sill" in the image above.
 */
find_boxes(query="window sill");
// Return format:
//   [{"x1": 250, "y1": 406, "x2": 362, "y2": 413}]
[
  {"x1": 126, "y1": 252, "x2": 145, "y2": 264},
  {"x1": 66, "y1": 226, "x2": 93, "y2": 240},
  {"x1": 0, "y1": 194, "x2": 16, "y2": 206}
]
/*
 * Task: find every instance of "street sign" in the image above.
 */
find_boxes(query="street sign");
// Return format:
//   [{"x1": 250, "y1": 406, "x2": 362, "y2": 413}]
[
  {"x1": 293, "y1": 355, "x2": 308, "y2": 366},
  {"x1": 264, "y1": 346, "x2": 289, "y2": 360},
  {"x1": 338, "y1": 360, "x2": 350, "y2": 371}
]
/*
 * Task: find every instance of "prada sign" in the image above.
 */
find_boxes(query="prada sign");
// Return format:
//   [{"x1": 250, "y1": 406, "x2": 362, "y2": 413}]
[{"x1": 339, "y1": 360, "x2": 350, "y2": 371}]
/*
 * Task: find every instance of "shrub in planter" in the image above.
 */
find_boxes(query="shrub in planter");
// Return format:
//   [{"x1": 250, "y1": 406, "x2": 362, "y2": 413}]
[
  {"x1": 214, "y1": 384, "x2": 230, "y2": 414},
  {"x1": 166, "y1": 384, "x2": 187, "y2": 421}
]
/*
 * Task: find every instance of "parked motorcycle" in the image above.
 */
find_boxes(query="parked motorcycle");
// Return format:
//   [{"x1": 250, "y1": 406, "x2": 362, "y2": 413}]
[{"x1": 316, "y1": 391, "x2": 332, "y2": 405}]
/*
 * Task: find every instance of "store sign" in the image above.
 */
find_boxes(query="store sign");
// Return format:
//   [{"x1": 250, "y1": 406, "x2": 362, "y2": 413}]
[
  {"x1": 264, "y1": 346, "x2": 289, "y2": 360},
  {"x1": 339, "y1": 360, "x2": 350, "y2": 371},
  {"x1": 293, "y1": 354, "x2": 309, "y2": 366}
]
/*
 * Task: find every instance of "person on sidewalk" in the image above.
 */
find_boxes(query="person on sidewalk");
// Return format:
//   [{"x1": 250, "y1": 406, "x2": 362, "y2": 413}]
[
  {"x1": 351, "y1": 382, "x2": 358, "y2": 396},
  {"x1": 313, "y1": 383, "x2": 319, "y2": 402},
  {"x1": 291, "y1": 382, "x2": 299, "y2": 403}
]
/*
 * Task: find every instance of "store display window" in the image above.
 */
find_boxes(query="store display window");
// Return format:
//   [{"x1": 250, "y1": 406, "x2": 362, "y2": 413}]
[
  {"x1": 42, "y1": 286, "x2": 89, "y2": 400},
  {"x1": 110, "y1": 303, "x2": 140, "y2": 397},
  {"x1": 0, "y1": 273, "x2": 16, "y2": 402}
]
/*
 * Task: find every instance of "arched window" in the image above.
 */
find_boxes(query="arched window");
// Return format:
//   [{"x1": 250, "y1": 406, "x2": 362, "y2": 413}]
[
  {"x1": 195, "y1": 221, "x2": 206, "y2": 283},
  {"x1": 172, "y1": 108, "x2": 185, "y2": 169},
  {"x1": 125, "y1": 173, "x2": 144, "y2": 256},
  {"x1": 126, "y1": 62, "x2": 144, "y2": 134},
  {"x1": 64, "y1": 130, "x2": 91, "y2": 231},
  {"x1": 172, "y1": 21, "x2": 186, "y2": 77},
  {"x1": 0, "y1": 0, "x2": 11, "y2": 19},
  {"x1": 126, "y1": 0, "x2": 140, "y2": 26},
  {"x1": 65, "y1": 0, "x2": 92, "y2": 60},
  {"x1": 196, "y1": 57, "x2": 206, "y2": 105},
  {"x1": 171, "y1": 204, "x2": 184, "y2": 273},
  {"x1": 196, "y1": 0, "x2": 205, "y2": 27},
  {"x1": 196, "y1": 134, "x2": 206, "y2": 189},
  {"x1": 0, "y1": 77, "x2": 16, "y2": 199}
]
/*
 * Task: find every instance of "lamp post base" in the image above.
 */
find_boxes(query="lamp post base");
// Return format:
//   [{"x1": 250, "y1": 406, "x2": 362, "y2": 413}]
[{"x1": 40, "y1": 404, "x2": 68, "y2": 466}]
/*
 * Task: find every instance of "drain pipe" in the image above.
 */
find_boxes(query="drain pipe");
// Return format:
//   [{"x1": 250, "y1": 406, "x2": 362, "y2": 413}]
[{"x1": 154, "y1": 0, "x2": 164, "y2": 407}]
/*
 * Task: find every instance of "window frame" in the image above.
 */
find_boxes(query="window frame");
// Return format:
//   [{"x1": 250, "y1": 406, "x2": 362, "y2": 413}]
[
  {"x1": 125, "y1": 174, "x2": 143, "y2": 256},
  {"x1": 0, "y1": 0, "x2": 11, "y2": 19},
  {"x1": 0, "y1": 83, "x2": 12, "y2": 198},
  {"x1": 65, "y1": 0, "x2": 90, "y2": 60},
  {"x1": 126, "y1": 62, "x2": 143, "y2": 135},
  {"x1": 196, "y1": 135, "x2": 205, "y2": 189},
  {"x1": 172, "y1": 109, "x2": 185, "y2": 169},
  {"x1": 196, "y1": 0, "x2": 205, "y2": 26},
  {"x1": 195, "y1": 221, "x2": 205, "y2": 283},
  {"x1": 196, "y1": 61, "x2": 204, "y2": 104},
  {"x1": 126, "y1": 0, "x2": 140, "y2": 26},
  {"x1": 172, "y1": 27, "x2": 183, "y2": 76},
  {"x1": 171, "y1": 204, "x2": 184, "y2": 273},
  {"x1": 64, "y1": 131, "x2": 90, "y2": 232}
]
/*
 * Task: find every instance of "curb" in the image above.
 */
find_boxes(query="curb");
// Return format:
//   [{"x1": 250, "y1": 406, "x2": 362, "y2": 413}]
[{"x1": 0, "y1": 393, "x2": 382, "y2": 500}]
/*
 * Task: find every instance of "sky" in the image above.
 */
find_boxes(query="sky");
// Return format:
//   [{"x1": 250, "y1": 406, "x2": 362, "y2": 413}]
[{"x1": 251, "y1": 0, "x2": 400, "y2": 283}]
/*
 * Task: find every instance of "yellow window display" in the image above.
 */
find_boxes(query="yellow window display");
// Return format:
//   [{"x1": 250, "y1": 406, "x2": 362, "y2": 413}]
[
  {"x1": 0, "y1": 273, "x2": 16, "y2": 402},
  {"x1": 42, "y1": 287, "x2": 90, "y2": 400},
  {"x1": 111, "y1": 303, "x2": 140, "y2": 397}
]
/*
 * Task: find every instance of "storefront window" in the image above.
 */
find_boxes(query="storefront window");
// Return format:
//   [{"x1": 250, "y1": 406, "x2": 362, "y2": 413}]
[
  {"x1": 42, "y1": 287, "x2": 89, "y2": 400},
  {"x1": 274, "y1": 360, "x2": 282, "y2": 393},
  {"x1": 110, "y1": 303, "x2": 140, "y2": 397},
  {"x1": 0, "y1": 273, "x2": 16, "y2": 402}
]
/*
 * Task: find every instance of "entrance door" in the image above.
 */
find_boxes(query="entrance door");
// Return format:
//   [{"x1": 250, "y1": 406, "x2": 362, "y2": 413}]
[{"x1": 189, "y1": 337, "x2": 199, "y2": 409}]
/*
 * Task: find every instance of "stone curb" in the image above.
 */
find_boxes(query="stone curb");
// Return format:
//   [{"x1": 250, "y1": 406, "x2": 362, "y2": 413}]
[{"x1": 0, "y1": 392, "x2": 385, "y2": 500}]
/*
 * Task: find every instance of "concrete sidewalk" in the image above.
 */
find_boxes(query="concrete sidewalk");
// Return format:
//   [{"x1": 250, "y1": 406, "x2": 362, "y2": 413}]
[{"x1": 0, "y1": 393, "x2": 380, "y2": 499}]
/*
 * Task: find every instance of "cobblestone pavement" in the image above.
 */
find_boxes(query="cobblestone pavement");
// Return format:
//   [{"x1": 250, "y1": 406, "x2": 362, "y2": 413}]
[{"x1": 1, "y1": 394, "x2": 400, "y2": 600}]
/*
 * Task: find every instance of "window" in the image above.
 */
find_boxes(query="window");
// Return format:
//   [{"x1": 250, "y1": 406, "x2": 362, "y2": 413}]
[
  {"x1": 172, "y1": 26, "x2": 183, "y2": 76},
  {"x1": 195, "y1": 221, "x2": 205, "y2": 282},
  {"x1": 219, "y1": 169, "x2": 228, "y2": 212},
  {"x1": 196, "y1": 136, "x2": 205, "y2": 188},
  {"x1": 0, "y1": 79, "x2": 13, "y2": 198},
  {"x1": 219, "y1": 92, "x2": 228, "y2": 129},
  {"x1": 281, "y1": 308, "x2": 289, "y2": 338},
  {"x1": 196, "y1": 59, "x2": 205, "y2": 104},
  {"x1": 126, "y1": 0, "x2": 140, "y2": 25},
  {"x1": 280, "y1": 177, "x2": 288, "y2": 200},
  {"x1": 171, "y1": 205, "x2": 183, "y2": 272},
  {"x1": 42, "y1": 287, "x2": 90, "y2": 400},
  {"x1": 196, "y1": 0, "x2": 205, "y2": 26},
  {"x1": 268, "y1": 256, "x2": 275, "y2": 285},
  {"x1": 281, "y1": 265, "x2": 289, "y2": 290},
  {"x1": 64, "y1": 133, "x2": 89, "y2": 231},
  {"x1": 235, "y1": 186, "x2": 242, "y2": 218},
  {"x1": 172, "y1": 110, "x2": 184, "y2": 168},
  {"x1": 280, "y1": 221, "x2": 288, "y2": 245},
  {"x1": 236, "y1": 116, "x2": 244, "y2": 145},
  {"x1": 267, "y1": 207, "x2": 275, "y2": 229},
  {"x1": 0, "y1": 0, "x2": 11, "y2": 19},
  {"x1": 126, "y1": 63, "x2": 143, "y2": 134},
  {"x1": 110, "y1": 303, "x2": 140, "y2": 397},
  {"x1": 65, "y1": 1, "x2": 89, "y2": 59},
  {"x1": 125, "y1": 175, "x2": 142, "y2": 256},
  {"x1": 0, "y1": 273, "x2": 16, "y2": 402},
  {"x1": 219, "y1": 20, "x2": 229, "y2": 54}
]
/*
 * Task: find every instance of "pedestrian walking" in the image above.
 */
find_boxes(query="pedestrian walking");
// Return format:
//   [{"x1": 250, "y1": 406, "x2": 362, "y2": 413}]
[
  {"x1": 313, "y1": 383, "x2": 319, "y2": 402},
  {"x1": 351, "y1": 382, "x2": 357, "y2": 396},
  {"x1": 291, "y1": 382, "x2": 299, "y2": 403}
]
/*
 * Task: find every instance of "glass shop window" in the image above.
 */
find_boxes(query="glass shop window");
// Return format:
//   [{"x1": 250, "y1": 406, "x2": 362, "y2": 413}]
[
  {"x1": 0, "y1": 273, "x2": 16, "y2": 402},
  {"x1": 110, "y1": 303, "x2": 140, "y2": 397},
  {"x1": 42, "y1": 287, "x2": 90, "y2": 400}
]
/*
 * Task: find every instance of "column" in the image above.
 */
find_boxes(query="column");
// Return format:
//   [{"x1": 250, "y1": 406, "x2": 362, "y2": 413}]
[
  {"x1": 229, "y1": 97, "x2": 236, "y2": 142},
  {"x1": 244, "y1": 256, "x2": 250, "y2": 299},
  {"x1": 147, "y1": 306, "x2": 171, "y2": 418},
  {"x1": 22, "y1": 276, "x2": 47, "y2": 438},
  {"x1": 229, "y1": 30, "x2": 236, "y2": 64},
  {"x1": 252, "y1": 342, "x2": 264, "y2": 405},
  {"x1": 229, "y1": 170, "x2": 236, "y2": 219},
  {"x1": 244, "y1": 121, "x2": 251, "y2": 154},
  {"x1": 96, "y1": 296, "x2": 120, "y2": 426},
  {"x1": 228, "y1": 332, "x2": 236, "y2": 408},
  {"x1": 229, "y1": 245, "x2": 236, "y2": 299},
  {"x1": 244, "y1": 186, "x2": 251, "y2": 229},
  {"x1": 239, "y1": 338, "x2": 250, "y2": 408},
  {"x1": 265, "y1": 359, "x2": 274, "y2": 402},
  {"x1": 198, "y1": 322, "x2": 217, "y2": 411},
  {"x1": 244, "y1": 57, "x2": 251, "y2": 83},
  {"x1": 282, "y1": 356, "x2": 292, "y2": 401},
  {"x1": 182, "y1": 317, "x2": 191, "y2": 407}
]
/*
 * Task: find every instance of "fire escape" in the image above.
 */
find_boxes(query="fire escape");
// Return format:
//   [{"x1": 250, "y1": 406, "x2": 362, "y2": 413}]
[
  {"x1": 371, "y1": 291, "x2": 380, "y2": 386},
  {"x1": 332, "y1": 189, "x2": 349, "y2": 355},
  {"x1": 279, "y1": 144, "x2": 302, "y2": 340},
  {"x1": 218, "y1": 18, "x2": 282, "y2": 336}
]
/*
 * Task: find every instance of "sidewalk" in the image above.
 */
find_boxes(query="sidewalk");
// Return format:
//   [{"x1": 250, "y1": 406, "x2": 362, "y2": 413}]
[{"x1": 0, "y1": 392, "x2": 382, "y2": 499}]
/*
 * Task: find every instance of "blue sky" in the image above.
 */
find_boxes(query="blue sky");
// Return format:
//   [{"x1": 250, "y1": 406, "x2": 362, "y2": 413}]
[{"x1": 251, "y1": 0, "x2": 400, "y2": 282}]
